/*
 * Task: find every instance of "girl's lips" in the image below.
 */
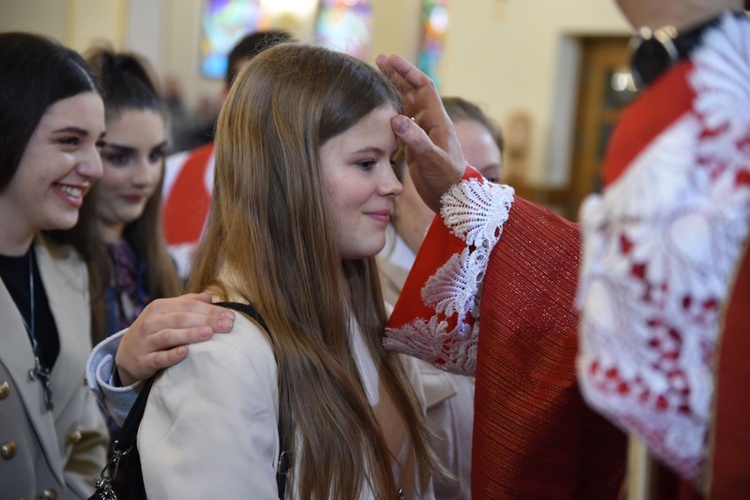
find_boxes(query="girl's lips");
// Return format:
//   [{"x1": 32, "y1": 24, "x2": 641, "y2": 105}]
[
  {"x1": 52, "y1": 183, "x2": 85, "y2": 208},
  {"x1": 122, "y1": 194, "x2": 147, "y2": 204},
  {"x1": 366, "y1": 211, "x2": 391, "y2": 225}
]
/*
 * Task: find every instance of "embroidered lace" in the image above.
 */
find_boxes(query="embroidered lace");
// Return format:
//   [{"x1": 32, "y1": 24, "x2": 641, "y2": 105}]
[
  {"x1": 577, "y1": 13, "x2": 750, "y2": 485},
  {"x1": 384, "y1": 179, "x2": 515, "y2": 375}
]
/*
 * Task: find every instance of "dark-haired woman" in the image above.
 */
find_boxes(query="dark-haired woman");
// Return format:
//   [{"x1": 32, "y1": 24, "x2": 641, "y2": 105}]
[
  {"x1": 0, "y1": 32, "x2": 109, "y2": 498},
  {"x1": 0, "y1": 34, "x2": 232, "y2": 499}
]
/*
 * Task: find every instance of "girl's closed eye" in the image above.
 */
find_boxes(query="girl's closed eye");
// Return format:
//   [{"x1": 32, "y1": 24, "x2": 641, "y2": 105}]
[
  {"x1": 58, "y1": 136, "x2": 80, "y2": 147},
  {"x1": 357, "y1": 159, "x2": 376, "y2": 170},
  {"x1": 102, "y1": 151, "x2": 133, "y2": 166},
  {"x1": 148, "y1": 147, "x2": 167, "y2": 164}
]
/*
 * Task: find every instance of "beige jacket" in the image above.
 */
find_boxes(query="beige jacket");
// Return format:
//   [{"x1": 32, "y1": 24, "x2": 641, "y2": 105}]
[{"x1": 0, "y1": 237, "x2": 108, "y2": 499}]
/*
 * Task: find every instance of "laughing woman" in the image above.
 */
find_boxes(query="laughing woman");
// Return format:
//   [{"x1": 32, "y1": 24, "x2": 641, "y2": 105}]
[
  {"x1": 0, "y1": 32, "x2": 109, "y2": 498},
  {"x1": 0, "y1": 35, "x2": 230, "y2": 499}
]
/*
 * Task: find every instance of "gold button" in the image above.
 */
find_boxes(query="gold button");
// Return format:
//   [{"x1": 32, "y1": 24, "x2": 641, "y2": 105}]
[
  {"x1": 40, "y1": 489, "x2": 57, "y2": 499},
  {"x1": 0, "y1": 381, "x2": 9, "y2": 399},
  {"x1": 66, "y1": 430, "x2": 82, "y2": 446},
  {"x1": 1, "y1": 441, "x2": 16, "y2": 460}
]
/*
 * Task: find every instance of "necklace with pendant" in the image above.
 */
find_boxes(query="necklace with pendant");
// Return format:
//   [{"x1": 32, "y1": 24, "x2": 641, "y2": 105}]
[{"x1": 22, "y1": 250, "x2": 54, "y2": 411}]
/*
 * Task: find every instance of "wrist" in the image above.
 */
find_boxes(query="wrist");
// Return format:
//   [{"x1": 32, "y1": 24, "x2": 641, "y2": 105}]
[{"x1": 116, "y1": 364, "x2": 138, "y2": 387}]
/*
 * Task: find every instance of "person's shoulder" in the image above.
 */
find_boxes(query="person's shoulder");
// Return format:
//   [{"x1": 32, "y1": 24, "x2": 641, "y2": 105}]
[
  {"x1": 166, "y1": 142, "x2": 215, "y2": 165},
  {"x1": 191, "y1": 310, "x2": 276, "y2": 365}
]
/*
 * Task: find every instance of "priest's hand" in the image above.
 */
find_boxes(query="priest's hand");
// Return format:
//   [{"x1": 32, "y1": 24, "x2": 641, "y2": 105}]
[{"x1": 376, "y1": 53, "x2": 466, "y2": 213}]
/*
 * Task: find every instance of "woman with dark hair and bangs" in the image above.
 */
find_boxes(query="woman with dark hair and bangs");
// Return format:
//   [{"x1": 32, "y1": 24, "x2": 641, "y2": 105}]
[
  {"x1": 0, "y1": 32, "x2": 109, "y2": 498},
  {"x1": 90, "y1": 42, "x2": 443, "y2": 499}
]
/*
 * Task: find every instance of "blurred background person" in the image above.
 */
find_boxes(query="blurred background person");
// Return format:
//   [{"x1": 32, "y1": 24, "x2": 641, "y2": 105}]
[
  {"x1": 161, "y1": 29, "x2": 293, "y2": 278},
  {"x1": 379, "y1": 96, "x2": 503, "y2": 499}
]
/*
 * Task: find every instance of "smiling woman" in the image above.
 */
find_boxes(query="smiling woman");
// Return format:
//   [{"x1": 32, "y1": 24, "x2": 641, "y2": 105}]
[
  {"x1": 0, "y1": 32, "x2": 109, "y2": 499},
  {"x1": 320, "y1": 104, "x2": 403, "y2": 259},
  {"x1": 165, "y1": 42, "x2": 438, "y2": 499}
]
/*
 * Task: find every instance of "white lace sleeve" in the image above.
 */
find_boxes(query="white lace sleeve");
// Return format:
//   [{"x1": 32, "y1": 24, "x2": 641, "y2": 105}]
[{"x1": 385, "y1": 177, "x2": 514, "y2": 375}]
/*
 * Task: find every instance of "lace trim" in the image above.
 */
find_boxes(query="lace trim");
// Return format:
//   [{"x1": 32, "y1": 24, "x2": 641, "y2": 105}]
[
  {"x1": 385, "y1": 178, "x2": 515, "y2": 375},
  {"x1": 577, "y1": 13, "x2": 750, "y2": 485}
]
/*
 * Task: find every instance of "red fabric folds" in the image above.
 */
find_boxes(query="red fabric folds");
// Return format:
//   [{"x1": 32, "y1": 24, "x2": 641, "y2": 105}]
[
  {"x1": 710, "y1": 244, "x2": 750, "y2": 499},
  {"x1": 473, "y1": 197, "x2": 626, "y2": 499}
]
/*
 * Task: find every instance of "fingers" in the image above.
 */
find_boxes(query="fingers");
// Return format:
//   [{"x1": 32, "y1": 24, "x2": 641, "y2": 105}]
[
  {"x1": 145, "y1": 319, "x2": 230, "y2": 351},
  {"x1": 143, "y1": 344, "x2": 189, "y2": 373},
  {"x1": 114, "y1": 294, "x2": 238, "y2": 384},
  {"x1": 376, "y1": 54, "x2": 441, "y2": 123},
  {"x1": 391, "y1": 115, "x2": 434, "y2": 156},
  {"x1": 136, "y1": 295, "x2": 236, "y2": 339},
  {"x1": 146, "y1": 293, "x2": 234, "y2": 319},
  {"x1": 376, "y1": 54, "x2": 433, "y2": 90},
  {"x1": 117, "y1": 343, "x2": 189, "y2": 388},
  {"x1": 387, "y1": 54, "x2": 433, "y2": 89}
]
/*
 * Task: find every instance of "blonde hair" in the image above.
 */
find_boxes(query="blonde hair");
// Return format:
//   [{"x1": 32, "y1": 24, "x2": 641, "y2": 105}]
[{"x1": 189, "y1": 43, "x2": 437, "y2": 498}]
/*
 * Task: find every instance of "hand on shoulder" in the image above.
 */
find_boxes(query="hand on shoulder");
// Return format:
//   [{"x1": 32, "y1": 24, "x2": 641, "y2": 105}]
[{"x1": 115, "y1": 292, "x2": 235, "y2": 386}]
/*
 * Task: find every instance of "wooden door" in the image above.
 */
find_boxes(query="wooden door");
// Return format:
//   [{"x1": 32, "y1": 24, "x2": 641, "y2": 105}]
[{"x1": 568, "y1": 36, "x2": 636, "y2": 220}]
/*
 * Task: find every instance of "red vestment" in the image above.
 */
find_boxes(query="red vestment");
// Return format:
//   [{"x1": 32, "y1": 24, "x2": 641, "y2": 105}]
[
  {"x1": 386, "y1": 12, "x2": 749, "y2": 498},
  {"x1": 386, "y1": 173, "x2": 626, "y2": 498},
  {"x1": 161, "y1": 142, "x2": 215, "y2": 277}
]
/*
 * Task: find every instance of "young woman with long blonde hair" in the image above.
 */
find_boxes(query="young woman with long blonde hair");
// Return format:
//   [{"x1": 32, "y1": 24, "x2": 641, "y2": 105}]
[{"x1": 91, "y1": 43, "x2": 441, "y2": 499}]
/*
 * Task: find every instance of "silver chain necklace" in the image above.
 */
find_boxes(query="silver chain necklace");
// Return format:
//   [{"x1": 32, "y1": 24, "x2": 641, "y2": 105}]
[{"x1": 22, "y1": 250, "x2": 54, "y2": 411}]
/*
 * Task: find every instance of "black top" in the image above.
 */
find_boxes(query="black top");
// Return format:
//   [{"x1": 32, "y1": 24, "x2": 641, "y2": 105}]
[{"x1": 0, "y1": 248, "x2": 60, "y2": 370}]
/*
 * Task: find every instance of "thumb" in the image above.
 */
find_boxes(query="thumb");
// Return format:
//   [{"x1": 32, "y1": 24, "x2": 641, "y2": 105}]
[
  {"x1": 188, "y1": 292, "x2": 214, "y2": 303},
  {"x1": 391, "y1": 115, "x2": 432, "y2": 155}
]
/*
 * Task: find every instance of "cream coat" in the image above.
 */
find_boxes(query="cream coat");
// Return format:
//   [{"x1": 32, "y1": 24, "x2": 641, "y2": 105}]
[
  {"x1": 136, "y1": 306, "x2": 434, "y2": 499},
  {"x1": 129, "y1": 258, "x2": 432, "y2": 498},
  {"x1": 0, "y1": 237, "x2": 108, "y2": 499}
]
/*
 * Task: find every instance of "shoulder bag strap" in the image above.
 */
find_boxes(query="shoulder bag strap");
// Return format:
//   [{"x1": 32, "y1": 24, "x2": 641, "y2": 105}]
[{"x1": 214, "y1": 301, "x2": 289, "y2": 499}]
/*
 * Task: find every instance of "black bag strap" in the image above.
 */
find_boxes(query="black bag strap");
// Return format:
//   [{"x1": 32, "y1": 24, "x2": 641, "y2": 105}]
[
  {"x1": 213, "y1": 302, "x2": 290, "y2": 499},
  {"x1": 113, "y1": 375, "x2": 155, "y2": 455},
  {"x1": 90, "y1": 369, "x2": 156, "y2": 499}
]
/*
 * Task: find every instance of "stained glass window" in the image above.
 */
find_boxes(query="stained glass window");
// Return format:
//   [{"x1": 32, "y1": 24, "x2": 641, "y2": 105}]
[
  {"x1": 418, "y1": 0, "x2": 449, "y2": 88},
  {"x1": 315, "y1": 0, "x2": 373, "y2": 60},
  {"x1": 200, "y1": 0, "x2": 269, "y2": 79}
]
